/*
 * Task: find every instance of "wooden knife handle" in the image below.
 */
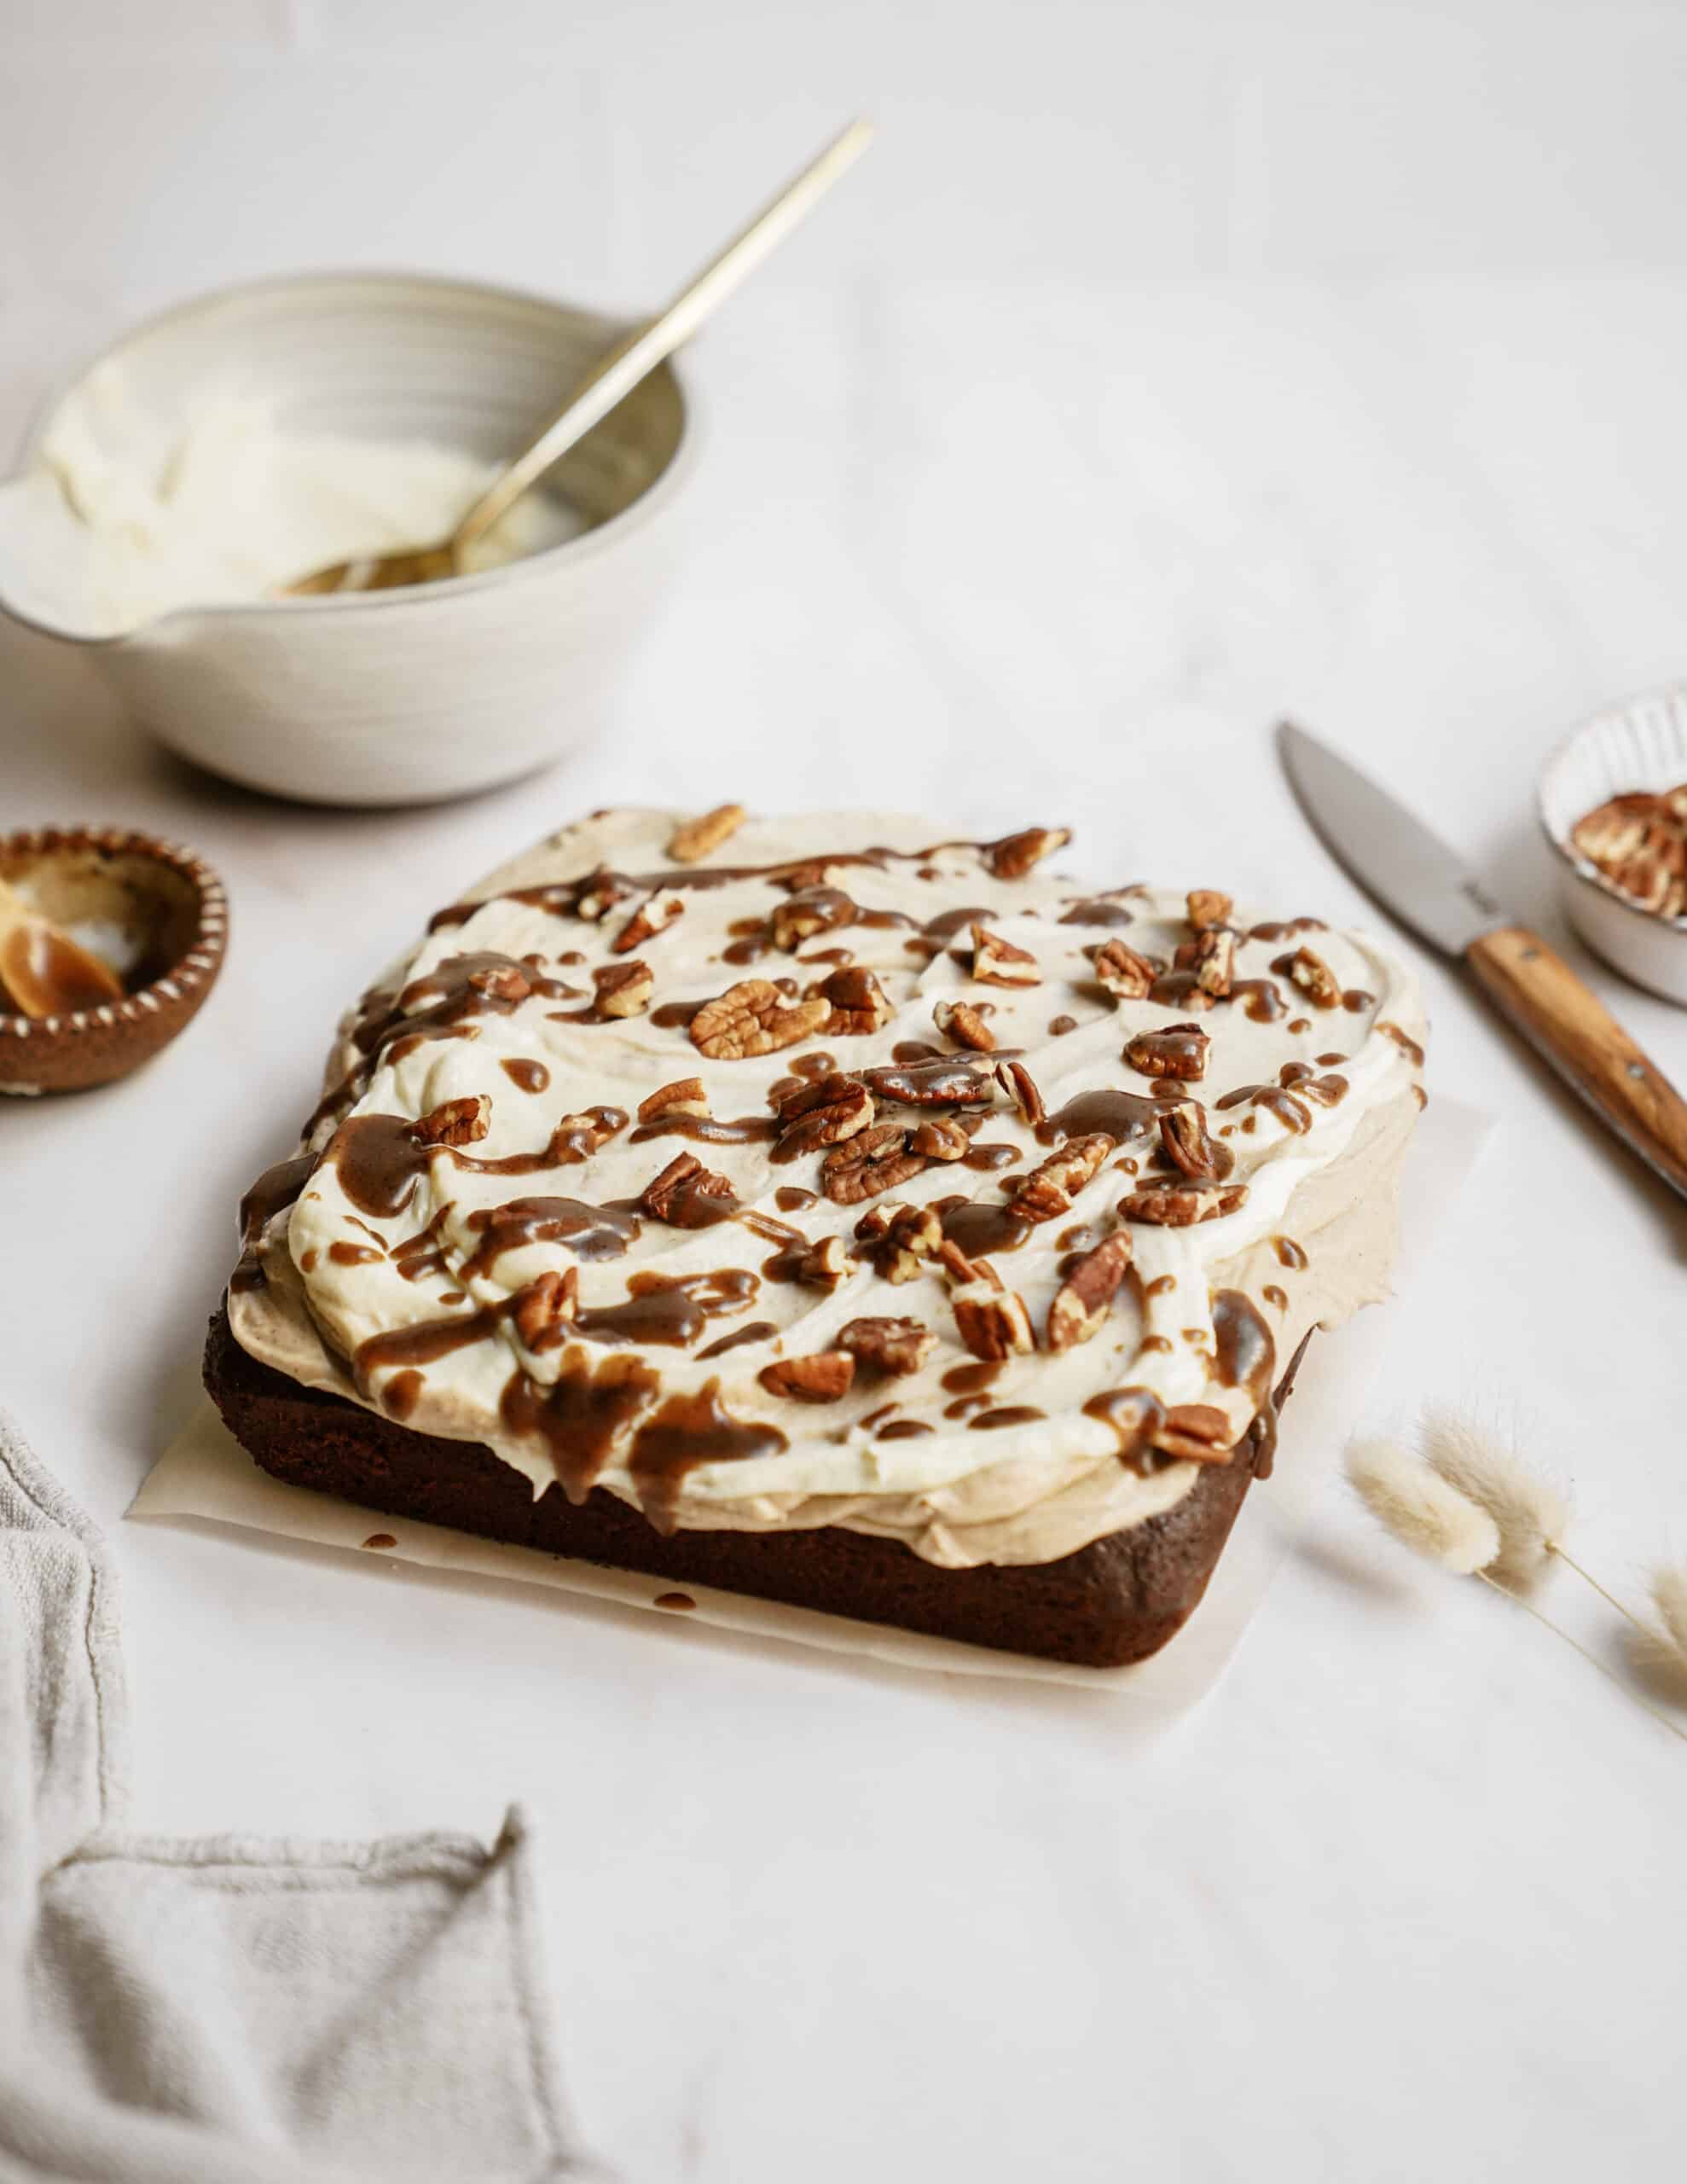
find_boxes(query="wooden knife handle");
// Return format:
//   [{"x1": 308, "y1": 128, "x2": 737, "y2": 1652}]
[{"x1": 1464, "y1": 925, "x2": 1687, "y2": 1201}]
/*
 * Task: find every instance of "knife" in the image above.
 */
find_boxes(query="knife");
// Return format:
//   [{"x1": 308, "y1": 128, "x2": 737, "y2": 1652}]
[{"x1": 1278, "y1": 721, "x2": 1687, "y2": 1204}]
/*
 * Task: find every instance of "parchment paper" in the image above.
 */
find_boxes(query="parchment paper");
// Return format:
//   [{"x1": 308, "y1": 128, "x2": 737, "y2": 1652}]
[{"x1": 130, "y1": 1098, "x2": 1491, "y2": 1699}]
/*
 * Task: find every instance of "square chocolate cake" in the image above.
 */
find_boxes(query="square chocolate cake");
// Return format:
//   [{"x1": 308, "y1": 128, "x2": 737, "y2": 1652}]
[{"x1": 206, "y1": 807, "x2": 1426, "y2": 1665}]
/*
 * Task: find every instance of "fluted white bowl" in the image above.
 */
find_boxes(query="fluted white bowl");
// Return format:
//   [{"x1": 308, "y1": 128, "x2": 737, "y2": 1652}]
[
  {"x1": 1, "y1": 272, "x2": 696, "y2": 805},
  {"x1": 1538, "y1": 682, "x2": 1687, "y2": 1007}
]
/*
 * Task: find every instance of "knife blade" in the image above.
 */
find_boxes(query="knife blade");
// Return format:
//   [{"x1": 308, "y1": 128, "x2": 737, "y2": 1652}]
[{"x1": 1278, "y1": 720, "x2": 1687, "y2": 1203}]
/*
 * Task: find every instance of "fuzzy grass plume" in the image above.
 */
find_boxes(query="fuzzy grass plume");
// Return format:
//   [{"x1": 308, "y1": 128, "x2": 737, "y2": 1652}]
[
  {"x1": 1345, "y1": 1438, "x2": 1499, "y2": 1574},
  {"x1": 1418, "y1": 1407, "x2": 1571, "y2": 1589}
]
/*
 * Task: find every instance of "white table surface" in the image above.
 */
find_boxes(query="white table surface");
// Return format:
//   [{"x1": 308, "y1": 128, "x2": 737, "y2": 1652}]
[{"x1": 3, "y1": 273, "x2": 1684, "y2": 2182}]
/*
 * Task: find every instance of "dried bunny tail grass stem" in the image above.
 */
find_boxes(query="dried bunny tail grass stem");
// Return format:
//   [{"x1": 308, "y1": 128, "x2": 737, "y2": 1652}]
[
  {"x1": 1474, "y1": 1571, "x2": 1687, "y2": 1746},
  {"x1": 1418, "y1": 1407, "x2": 1570, "y2": 1589},
  {"x1": 1638, "y1": 1563, "x2": 1687, "y2": 1687},
  {"x1": 1345, "y1": 1438, "x2": 1501, "y2": 1574},
  {"x1": 1420, "y1": 1406, "x2": 1655, "y2": 1641}
]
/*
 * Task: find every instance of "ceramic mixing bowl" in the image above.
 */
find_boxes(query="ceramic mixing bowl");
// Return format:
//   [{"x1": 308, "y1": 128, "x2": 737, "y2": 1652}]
[{"x1": 0, "y1": 272, "x2": 696, "y2": 805}]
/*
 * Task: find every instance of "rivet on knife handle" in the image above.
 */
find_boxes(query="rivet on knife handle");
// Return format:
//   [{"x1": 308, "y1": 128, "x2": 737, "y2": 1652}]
[{"x1": 1464, "y1": 926, "x2": 1687, "y2": 1199}]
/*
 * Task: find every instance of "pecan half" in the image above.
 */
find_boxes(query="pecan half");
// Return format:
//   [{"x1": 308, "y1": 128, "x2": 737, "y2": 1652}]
[
  {"x1": 594, "y1": 959, "x2": 654, "y2": 1018},
  {"x1": 1287, "y1": 948, "x2": 1341, "y2": 1008},
  {"x1": 861, "y1": 1055, "x2": 995, "y2": 1107},
  {"x1": 576, "y1": 868, "x2": 638, "y2": 921},
  {"x1": 640, "y1": 1151, "x2": 737, "y2": 1224},
  {"x1": 817, "y1": 965, "x2": 893, "y2": 1037},
  {"x1": 513, "y1": 1267, "x2": 579, "y2": 1350},
  {"x1": 467, "y1": 963, "x2": 532, "y2": 1002},
  {"x1": 1008, "y1": 1131, "x2": 1115, "y2": 1221},
  {"x1": 409, "y1": 1095, "x2": 490, "y2": 1147},
  {"x1": 1087, "y1": 938, "x2": 1157, "y2": 999},
  {"x1": 691, "y1": 979, "x2": 830, "y2": 1059},
  {"x1": 770, "y1": 886, "x2": 856, "y2": 951},
  {"x1": 1046, "y1": 1233, "x2": 1133, "y2": 1352},
  {"x1": 994, "y1": 1058, "x2": 1045, "y2": 1127},
  {"x1": 838, "y1": 1316, "x2": 936, "y2": 1376},
  {"x1": 1158, "y1": 1101, "x2": 1220, "y2": 1178},
  {"x1": 822, "y1": 1123, "x2": 927, "y2": 1205},
  {"x1": 774, "y1": 1072, "x2": 873, "y2": 1158},
  {"x1": 971, "y1": 922, "x2": 1041, "y2": 988},
  {"x1": 908, "y1": 1116, "x2": 971, "y2": 1161},
  {"x1": 666, "y1": 804, "x2": 746, "y2": 863},
  {"x1": 932, "y1": 997, "x2": 997, "y2": 1052},
  {"x1": 637, "y1": 1076, "x2": 710, "y2": 1124},
  {"x1": 1123, "y1": 1022, "x2": 1209, "y2": 1081},
  {"x1": 759, "y1": 1352, "x2": 855, "y2": 1403},
  {"x1": 1186, "y1": 889, "x2": 1233, "y2": 932},
  {"x1": 1156, "y1": 1403, "x2": 1237, "y2": 1463},
  {"x1": 613, "y1": 895, "x2": 684, "y2": 955},
  {"x1": 549, "y1": 1107, "x2": 626, "y2": 1162},
  {"x1": 1119, "y1": 1176, "x2": 1248, "y2": 1226},
  {"x1": 1191, "y1": 926, "x2": 1236, "y2": 1000},
  {"x1": 983, "y1": 826, "x2": 1071, "y2": 880},
  {"x1": 1571, "y1": 791, "x2": 1687, "y2": 916},
  {"x1": 856, "y1": 1199, "x2": 943, "y2": 1282}
]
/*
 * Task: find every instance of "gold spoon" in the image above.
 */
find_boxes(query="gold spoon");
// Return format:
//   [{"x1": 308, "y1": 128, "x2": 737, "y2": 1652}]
[
  {"x1": 0, "y1": 876, "x2": 125, "y2": 1018},
  {"x1": 290, "y1": 119, "x2": 873, "y2": 597}
]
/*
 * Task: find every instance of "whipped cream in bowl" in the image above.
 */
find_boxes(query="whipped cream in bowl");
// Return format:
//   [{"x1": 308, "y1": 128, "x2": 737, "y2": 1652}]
[
  {"x1": 229, "y1": 808, "x2": 1429, "y2": 1571},
  {"x1": 0, "y1": 272, "x2": 696, "y2": 804}
]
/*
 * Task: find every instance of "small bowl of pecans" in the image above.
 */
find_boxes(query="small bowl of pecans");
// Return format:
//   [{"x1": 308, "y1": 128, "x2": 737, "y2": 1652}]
[{"x1": 1539, "y1": 684, "x2": 1687, "y2": 1006}]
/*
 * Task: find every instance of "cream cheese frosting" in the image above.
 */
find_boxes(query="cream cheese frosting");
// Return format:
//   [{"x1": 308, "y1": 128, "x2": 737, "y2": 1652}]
[{"x1": 227, "y1": 809, "x2": 1427, "y2": 1568}]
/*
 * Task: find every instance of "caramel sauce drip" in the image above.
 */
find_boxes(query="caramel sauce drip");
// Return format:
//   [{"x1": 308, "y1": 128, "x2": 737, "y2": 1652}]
[
  {"x1": 628, "y1": 1380, "x2": 788, "y2": 1533},
  {"x1": 239, "y1": 1153, "x2": 316, "y2": 1246},
  {"x1": 501, "y1": 1347, "x2": 662, "y2": 1504},
  {"x1": 1058, "y1": 897, "x2": 1136, "y2": 927},
  {"x1": 1377, "y1": 1020, "x2": 1425, "y2": 1066},
  {"x1": 695, "y1": 1320, "x2": 777, "y2": 1360},
  {"x1": 1272, "y1": 1235, "x2": 1308, "y2": 1270},
  {"x1": 862, "y1": 1055, "x2": 994, "y2": 1106},
  {"x1": 577, "y1": 1268, "x2": 758, "y2": 1348},
  {"x1": 0, "y1": 923, "x2": 124, "y2": 1014},
  {"x1": 968, "y1": 1405, "x2": 1045, "y2": 1431},
  {"x1": 461, "y1": 1196, "x2": 641, "y2": 1278},
  {"x1": 1212, "y1": 1290, "x2": 1276, "y2": 1403},
  {"x1": 876, "y1": 1419, "x2": 936, "y2": 1439},
  {"x1": 1035, "y1": 1087, "x2": 1162, "y2": 1147},
  {"x1": 938, "y1": 1198, "x2": 1033, "y2": 1257},
  {"x1": 1082, "y1": 1388, "x2": 1171, "y2": 1475},
  {"x1": 501, "y1": 1057, "x2": 551, "y2": 1094},
  {"x1": 354, "y1": 1303, "x2": 507, "y2": 1393},
  {"x1": 942, "y1": 1361, "x2": 1003, "y2": 1396},
  {"x1": 629, "y1": 1112, "x2": 780, "y2": 1147}
]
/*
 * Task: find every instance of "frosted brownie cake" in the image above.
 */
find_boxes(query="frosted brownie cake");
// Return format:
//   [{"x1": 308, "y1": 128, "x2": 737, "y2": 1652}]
[{"x1": 206, "y1": 807, "x2": 1427, "y2": 1665}]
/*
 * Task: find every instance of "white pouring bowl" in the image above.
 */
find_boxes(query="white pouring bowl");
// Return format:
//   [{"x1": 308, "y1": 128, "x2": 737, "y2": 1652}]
[
  {"x1": 0, "y1": 272, "x2": 697, "y2": 806},
  {"x1": 1537, "y1": 681, "x2": 1687, "y2": 1007}
]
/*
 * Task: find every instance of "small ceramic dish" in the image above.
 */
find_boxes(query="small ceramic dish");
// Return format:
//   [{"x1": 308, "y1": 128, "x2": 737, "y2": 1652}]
[
  {"x1": 1538, "y1": 683, "x2": 1687, "y2": 1008},
  {"x1": 0, "y1": 271, "x2": 697, "y2": 806},
  {"x1": 0, "y1": 828, "x2": 228, "y2": 1094}
]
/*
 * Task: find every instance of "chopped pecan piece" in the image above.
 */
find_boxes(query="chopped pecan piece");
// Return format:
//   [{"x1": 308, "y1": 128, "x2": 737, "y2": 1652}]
[
  {"x1": 409, "y1": 1095, "x2": 490, "y2": 1147},
  {"x1": 1156, "y1": 1404, "x2": 1237, "y2": 1463},
  {"x1": 1008, "y1": 1132, "x2": 1115, "y2": 1221},
  {"x1": 593, "y1": 959, "x2": 654, "y2": 1018},
  {"x1": 1119, "y1": 1176, "x2": 1248, "y2": 1226},
  {"x1": 838, "y1": 1316, "x2": 937, "y2": 1376},
  {"x1": 856, "y1": 1199, "x2": 943, "y2": 1282},
  {"x1": 862, "y1": 1055, "x2": 994, "y2": 1106},
  {"x1": 822, "y1": 1123, "x2": 927, "y2": 1205},
  {"x1": 1123, "y1": 1022, "x2": 1209, "y2": 1080},
  {"x1": 971, "y1": 922, "x2": 1041, "y2": 988},
  {"x1": 1087, "y1": 938, "x2": 1157, "y2": 999},
  {"x1": 994, "y1": 1059, "x2": 1045, "y2": 1127},
  {"x1": 549, "y1": 1107, "x2": 626, "y2": 1162},
  {"x1": 1286, "y1": 948, "x2": 1342, "y2": 1008},
  {"x1": 640, "y1": 1151, "x2": 737, "y2": 1225},
  {"x1": 795, "y1": 1234, "x2": 849, "y2": 1290},
  {"x1": 576, "y1": 868, "x2": 638, "y2": 921},
  {"x1": 817, "y1": 965, "x2": 893, "y2": 1036},
  {"x1": 1046, "y1": 1233, "x2": 1133, "y2": 1352},
  {"x1": 940, "y1": 1245, "x2": 1035, "y2": 1361},
  {"x1": 613, "y1": 895, "x2": 684, "y2": 955},
  {"x1": 1191, "y1": 926, "x2": 1236, "y2": 1000},
  {"x1": 908, "y1": 1116, "x2": 971, "y2": 1161},
  {"x1": 666, "y1": 804, "x2": 746, "y2": 863},
  {"x1": 513, "y1": 1267, "x2": 579, "y2": 1350},
  {"x1": 983, "y1": 825, "x2": 1072, "y2": 880},
  {"x1": 932, "y1": 997, "x2": 997, "y2": 1052},
  {"x1": 774, "y1": 1072, "x2": 874, "y2": 1157},
  {"x1": 1186, "y1": 889, "x2": 1233, "y2": 932},
  {"x1": 690, "y1": 979, "x2": 830, "y2": 1059},
  {"x1": 637, "y1": 1076, "x2": 710, "y2": 1124},
  {"x1": 467, "y1": 963, "x2": 532, "y2": 1002},
  {"x1": 770, "y1": 886, "x2": 856, "y2": 951},
  {"x1": 759, "y1": 1352, "x2": 855, "y2": 1403},
  {"x1": 1158, "y1": 1101, "x2": 1220, "y2": 1178},
  {"x1": 1571, "y1": 792, "x2": 1687, "y2": 915}
]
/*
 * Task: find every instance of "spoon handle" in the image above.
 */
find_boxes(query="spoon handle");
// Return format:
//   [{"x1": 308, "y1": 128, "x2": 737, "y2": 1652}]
[{"x1": 455, "y1": 118, "x2": 873, "y2": 554}]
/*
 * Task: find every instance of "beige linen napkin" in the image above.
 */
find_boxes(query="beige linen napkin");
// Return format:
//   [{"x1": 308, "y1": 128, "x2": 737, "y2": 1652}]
[{"x1": 0, "y1": 1409, "x2": 612, "y2": 2183}]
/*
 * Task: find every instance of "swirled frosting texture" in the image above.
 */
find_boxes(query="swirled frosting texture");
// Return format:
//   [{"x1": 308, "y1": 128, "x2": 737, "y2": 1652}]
[{"x1": 229, "y1": 810, "x2": 1426, "y2": 1567}]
